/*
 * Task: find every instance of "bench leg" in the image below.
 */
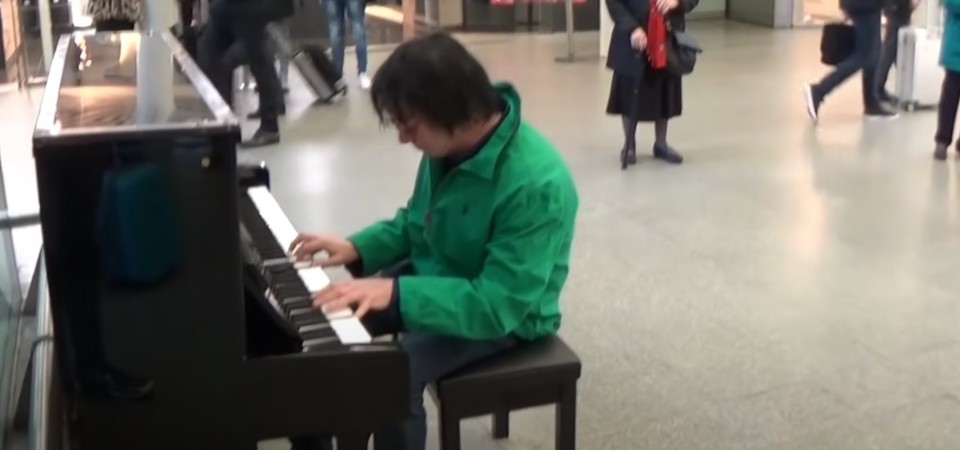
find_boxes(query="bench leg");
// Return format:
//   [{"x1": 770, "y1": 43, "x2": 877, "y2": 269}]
[
  {"x1": 439, "y1": 408, "x2": 461, "y2": 450},
  {"x1": 555, "y1": 381, "x2": 577, "y2": 450},
  {"x1": 492, "y1": 410, "x2": 510, "y2": 439}
]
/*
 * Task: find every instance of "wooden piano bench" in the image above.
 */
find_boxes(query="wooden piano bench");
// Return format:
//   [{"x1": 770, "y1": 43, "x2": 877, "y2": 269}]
[{"x1": 426, "y1": 334, "x2": 582, "y2": 450}]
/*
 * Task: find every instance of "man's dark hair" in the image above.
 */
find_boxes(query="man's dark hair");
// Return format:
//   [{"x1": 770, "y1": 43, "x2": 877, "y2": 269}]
[{"x1": 370, "y1": 32, "x2": 502, "y2": 133}]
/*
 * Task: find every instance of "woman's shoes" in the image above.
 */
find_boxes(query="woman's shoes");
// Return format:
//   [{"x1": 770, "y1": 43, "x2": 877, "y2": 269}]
[
  {"x1": 934, "y1": 143, "x2": 949, "y2": 161},
  {"x1": 620, "y1": 147, "x2": 637, "y2": 170},
  {"x1": 619, "y1": 145, "x2": 684, "y2": 169},
  {"x1": 653, "y1": 144, "x2": 684, "y2": 164}
]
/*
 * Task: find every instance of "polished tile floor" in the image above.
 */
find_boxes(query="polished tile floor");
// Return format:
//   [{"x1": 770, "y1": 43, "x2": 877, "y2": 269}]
[{"x1": 5, "y1": 20, "x2": 960, "y2": 450}]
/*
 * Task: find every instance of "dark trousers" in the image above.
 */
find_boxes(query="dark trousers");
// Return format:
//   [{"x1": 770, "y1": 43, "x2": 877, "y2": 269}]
[
  {"x1": 935, "y1": 69, "x2": 960, "y2": 145},
  {"x1": 197, "y1": 12, "x2": 283, "y2": 127},
  {"x1": 289, "y1": 310, "x2": 518, "y2": 450},
  {"x1": 179, "y1": 0, "x2": 197, "y2": 27},
  {"x1": 876, "y1": 12, "x2": 910, "y2": 97},
  {"x1": 812, "y1": 9, "x2": 883, "y2": 109}
]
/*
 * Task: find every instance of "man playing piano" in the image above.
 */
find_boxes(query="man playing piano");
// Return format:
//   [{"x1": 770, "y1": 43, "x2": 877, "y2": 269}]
[{"x1": 288, "y1": 32, "x2": 579, "y2": 450}]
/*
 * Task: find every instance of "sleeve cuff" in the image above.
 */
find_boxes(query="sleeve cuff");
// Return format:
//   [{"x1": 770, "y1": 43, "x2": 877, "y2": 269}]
[
  {"x1": 387, "y1": 278, "x2": 405, "y2": 331},
  {"x1": 344, "y1": 256, "x2": 364, "y2": 278},
  {"x1": 347, "y1": 227, "x2": 396, "y2": 277}
]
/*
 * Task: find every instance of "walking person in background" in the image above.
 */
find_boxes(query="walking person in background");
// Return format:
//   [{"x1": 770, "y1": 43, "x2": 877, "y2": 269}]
[
  {"x1": 275, "y1": 18, "x2": 292, "y2": 94},
  {"x1": 803, "y1": 0, "x2": 898, "y2": 122},
  {"x1": 604, "y1": 0, "x2": 698, "y2": 169},
  {"x1": 325, "y1": 0, "x2": 371, "y2": 89},
  {"x1": 198, "y1": 0, "x2": 294, "y2": 147},
  {"x1": 876, "y1": 0, "x2": 920, "y2": 104},
  {"x1": 933, "y1": 0, "x2": 960, "y2": 159},
  {"x1": 87, "y1": 0, "x2": 141, "y2": 31},
  {"x1": 245, "y1": 18, "x2": 293, "y2": 121}
]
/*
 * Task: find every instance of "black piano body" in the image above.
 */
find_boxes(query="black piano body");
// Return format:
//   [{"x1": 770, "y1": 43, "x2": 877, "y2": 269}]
[{"x1": 32, "y1": 30, "x2": 408, "y2": 450}]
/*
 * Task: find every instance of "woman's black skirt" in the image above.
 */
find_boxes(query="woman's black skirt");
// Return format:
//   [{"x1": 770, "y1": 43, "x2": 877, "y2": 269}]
[{"x1": 605, "y1": 69, "x2": 683, "y2": 122}]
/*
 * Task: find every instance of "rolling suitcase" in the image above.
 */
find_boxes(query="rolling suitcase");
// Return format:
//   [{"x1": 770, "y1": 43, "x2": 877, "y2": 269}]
[
  {"x1": 894, "y1": 0, "x2": 944, "y2": 111},
  {"x1": 291, "y1": 44, "x2": 347, "y2": 103},
  {"x1": 895, "y1": 26, "x2": 943, "y2": 111},
  {"x1": 266, "y1": 22, "x2": 346, "y2": 103}
]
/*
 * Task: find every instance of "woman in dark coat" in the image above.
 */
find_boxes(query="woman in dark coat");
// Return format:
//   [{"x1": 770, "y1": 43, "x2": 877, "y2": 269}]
[{"x1": 605, "y1": 0, "x2": 698, "y2": 169}]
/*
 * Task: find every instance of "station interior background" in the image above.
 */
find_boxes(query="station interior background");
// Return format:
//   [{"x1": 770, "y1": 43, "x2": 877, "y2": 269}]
[{"x1": 1, "y1": 0, "x2": 960, "y2": 448}]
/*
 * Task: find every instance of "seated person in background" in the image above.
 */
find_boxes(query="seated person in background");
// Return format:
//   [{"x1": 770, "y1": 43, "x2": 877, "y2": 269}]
[{"x1": 287, "y1": 32, "x2": 579, "y2": 450}]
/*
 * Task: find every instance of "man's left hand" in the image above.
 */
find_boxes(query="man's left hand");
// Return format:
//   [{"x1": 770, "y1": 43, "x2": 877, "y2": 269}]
[
  {"x1": 312, "y1": 278, "x2": 394, "y2": 319},
  {"x1": 657, "y1": 0, "x2": 680, "y2": 13}
]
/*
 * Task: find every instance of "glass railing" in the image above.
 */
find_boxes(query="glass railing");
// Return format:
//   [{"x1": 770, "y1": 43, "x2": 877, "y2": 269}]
[{"x1": 0, "y1": 151, "x2": 25, "y2": 447}]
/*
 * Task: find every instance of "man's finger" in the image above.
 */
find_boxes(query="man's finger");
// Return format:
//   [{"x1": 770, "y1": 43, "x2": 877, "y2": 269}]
[
  {"x1": 354, "y1": 299, "x2": 370, "y2": 319},
  {"x1": 312, "y1": 284, "x2": 341, "y2": 306},
  {"x1": 323, "y1": 300, "x2": 352, "y2": 315},
  {"x1": 316, "y1": 253, "x2": 346, "y2": 268},
  {"x1": 288, "y1": 234, "x2": 310, "y2": 253}
]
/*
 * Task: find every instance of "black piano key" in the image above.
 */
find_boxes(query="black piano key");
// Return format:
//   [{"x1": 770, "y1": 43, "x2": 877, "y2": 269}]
[
  {"x1": 292, "y1": 313, "x2": 327, "y2": 327},
  {"x1": 282, "y1": 297, "x2": 312, "y2": 311}
]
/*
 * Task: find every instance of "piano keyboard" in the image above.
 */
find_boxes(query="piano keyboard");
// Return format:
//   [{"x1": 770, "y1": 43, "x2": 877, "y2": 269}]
[{"x1": 241, "y1": 186, "x2": 372, "y2": 346}]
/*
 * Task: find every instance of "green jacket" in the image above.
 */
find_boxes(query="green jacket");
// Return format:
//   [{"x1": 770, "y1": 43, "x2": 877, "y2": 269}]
[
  {"x1": 944, "y1": 0, "x2": 960, "y2": 72},
  {"x1": 348, "y1": 83, "x2": 579, "y2": 341}
]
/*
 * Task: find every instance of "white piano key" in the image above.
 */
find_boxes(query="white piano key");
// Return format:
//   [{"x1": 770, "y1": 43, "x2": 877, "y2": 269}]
[
  {"x1": 323, "y1": 307, "x2": 353, "y2": 320},
  {"x1": 298, "y1": 267, "x2": 330, "y2": 292},
  {"x1": 247, "y1": 186, "x2": 299, "y2": 252},
  {"x1": 330, "y1": 317, "x2": 373, "y2": 344}
]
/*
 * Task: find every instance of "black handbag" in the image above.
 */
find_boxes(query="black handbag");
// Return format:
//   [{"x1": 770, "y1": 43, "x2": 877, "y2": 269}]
[
  {"x1": 665, "y1": 28, "x2": 702, "y2": 76},
  {"x1": 820, "y1": 22, "x2": 855, "y2": 65}
]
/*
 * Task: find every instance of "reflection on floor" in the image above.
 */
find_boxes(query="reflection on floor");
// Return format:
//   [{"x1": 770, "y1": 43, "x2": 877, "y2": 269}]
[{"x1": 3, "y1": 21, "x2": 960, "y2": 450}]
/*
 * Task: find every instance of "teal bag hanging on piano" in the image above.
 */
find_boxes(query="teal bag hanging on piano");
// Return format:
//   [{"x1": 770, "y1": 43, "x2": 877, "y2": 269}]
[{"x1": 97, "y1": 161, "x2": 183, "y2": 285}]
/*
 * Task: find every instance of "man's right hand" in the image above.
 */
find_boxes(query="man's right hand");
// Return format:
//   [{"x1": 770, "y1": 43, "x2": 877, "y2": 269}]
[
  {"x1": 631, "y1": 28, "x2": 648, "y2": 50},
  {"x1": 288, "y1": 233, "x2": 359, "y2": 268}
]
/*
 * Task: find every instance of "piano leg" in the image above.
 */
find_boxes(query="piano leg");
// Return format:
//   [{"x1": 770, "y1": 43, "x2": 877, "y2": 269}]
[{"x1": 335, "y1": 433, "x2": 370, "y2": 450}]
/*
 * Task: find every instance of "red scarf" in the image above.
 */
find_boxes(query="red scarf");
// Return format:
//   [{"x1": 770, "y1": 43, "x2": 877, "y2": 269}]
[{"x1": 647, "y1": 2, "x2": 667, "y2": 69}]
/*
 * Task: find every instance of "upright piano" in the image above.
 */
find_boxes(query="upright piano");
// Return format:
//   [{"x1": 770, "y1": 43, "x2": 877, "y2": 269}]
[{"x1": 32, "y1": 30, "x2": 408, "y2": 450}]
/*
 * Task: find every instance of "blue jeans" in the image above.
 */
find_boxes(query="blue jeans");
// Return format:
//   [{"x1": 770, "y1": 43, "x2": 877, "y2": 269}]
[
  {"x1": 290, "y1": 315, "x2": 518, "y2": 450},
  {"x1": 325, "y1": 0, "x2": 368, "y2": 74},
  {"x1": 812, "y1": 9, "x2": 883, "y2": 109}
]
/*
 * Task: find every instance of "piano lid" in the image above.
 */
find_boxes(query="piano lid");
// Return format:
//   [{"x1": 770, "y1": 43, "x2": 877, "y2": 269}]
[{"x1": 33, "y1": 30, "x2": 238, "y2": 145}]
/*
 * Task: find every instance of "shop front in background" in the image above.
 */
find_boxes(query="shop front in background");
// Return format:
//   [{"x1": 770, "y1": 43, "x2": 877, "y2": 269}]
[{"x1": 289, "y1": 0, "x2": 434, "y2": 49}]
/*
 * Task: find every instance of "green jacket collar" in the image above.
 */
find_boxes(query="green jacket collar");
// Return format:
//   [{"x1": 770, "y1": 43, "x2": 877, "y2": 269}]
[{"x1": 455, "y1": 82, "x2": 522, "y2": 180}]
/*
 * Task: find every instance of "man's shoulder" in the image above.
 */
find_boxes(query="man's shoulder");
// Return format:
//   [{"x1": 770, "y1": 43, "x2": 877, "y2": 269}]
[
  {"x1": 500, "y1": 121, "x2": 573, "y2": 181},
  {"x1": 495, "y1": 122, "x2": 578, "y2": 206}
]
